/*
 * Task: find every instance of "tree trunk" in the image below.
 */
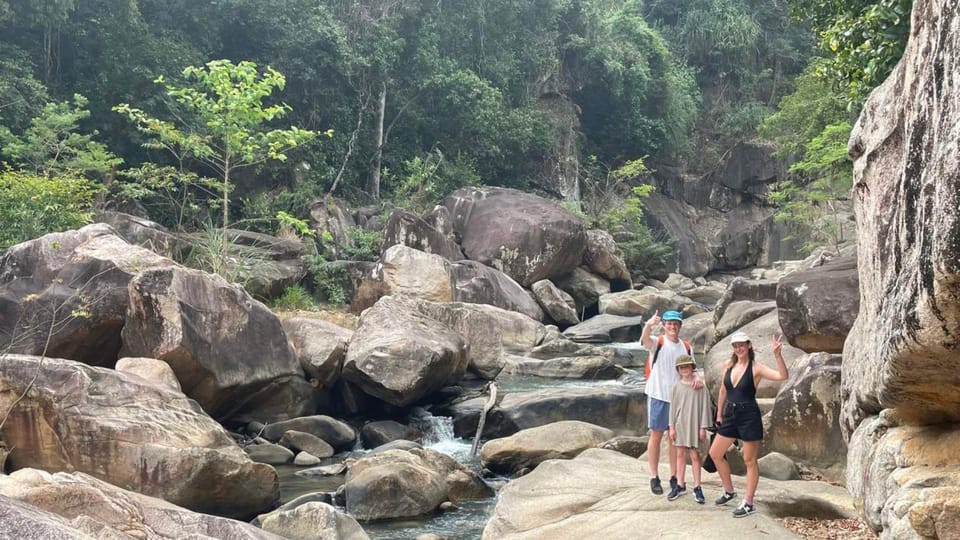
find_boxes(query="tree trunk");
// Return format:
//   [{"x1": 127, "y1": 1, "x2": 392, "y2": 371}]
[{"x1": 367, "y1": 81, "x2": 387, "y2": 201}]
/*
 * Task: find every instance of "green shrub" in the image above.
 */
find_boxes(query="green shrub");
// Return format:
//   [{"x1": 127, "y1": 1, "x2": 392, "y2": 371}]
[
  {"x1": 304, "y1": 254, "x2": 348, "y2": 305},
  {"x1": 0, "y1": 169, "x2": 99, "y2": 249},
  {"x1": 272, "y1": 284, "x2": 320, "y2": 311}
]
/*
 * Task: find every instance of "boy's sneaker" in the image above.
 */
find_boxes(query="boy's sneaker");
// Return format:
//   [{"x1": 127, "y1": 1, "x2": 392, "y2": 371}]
[
  {"x1": 733, "y1": 500, "x2": 756, "y2": 518},
  {"x1": 666, "y1": 485, "x2": 687, "y2": 501},
  {"x1": 669, "y1": 476, "x2": 678, "y2": 491},
  {"x1": 693, "y1": 486, "x2": 705, "y2": 504},
  {"x1": 650, "y1": 477, "x2": 663, "y2": 495},
  {"x1": 715, "y1": 491, "x2": 737, "y2": 506}
]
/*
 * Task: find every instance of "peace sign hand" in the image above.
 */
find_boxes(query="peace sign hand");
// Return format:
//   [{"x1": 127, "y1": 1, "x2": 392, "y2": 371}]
[{"x1": 772, "y1": 334, "x2": 784, "y2": 355}]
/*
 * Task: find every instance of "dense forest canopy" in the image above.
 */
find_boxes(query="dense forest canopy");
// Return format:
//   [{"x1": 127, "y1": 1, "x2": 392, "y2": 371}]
[{"x1": 0, "y1": 0, "x2": 912, "y2": 251}]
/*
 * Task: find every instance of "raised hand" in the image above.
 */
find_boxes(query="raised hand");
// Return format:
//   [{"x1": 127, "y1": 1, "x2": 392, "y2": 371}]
[
  {"x1": 646, "y1": 310, "x2": 661, "y2": 329},
  {"x1": 772, "y1": 334, "x2": 784, "y2": 355}
]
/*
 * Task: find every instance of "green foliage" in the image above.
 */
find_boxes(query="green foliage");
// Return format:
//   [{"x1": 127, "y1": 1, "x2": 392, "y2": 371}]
[
  {"x1": 114, "y1": 59, "x2": 320, "y2": 276},
  {"x1": 578, "y1": 156, "x2": 673, "y2": 277},
  {"x1": 0, "y1": 169, "x2": 98, "y2": 248},
  {"x1": 114, "y1": 163, "x2": 217, "y2": 229},
  {"x1": 340, "y1": 227, "x2": 381, "y2": 263},
  {"x1": 789, "y1": 0, "x2": 912, "y2": 106},
  {"x1": 114, "y1": 60, "x2": 322, "y2": 230},
  {"x1": 770, "y1": 121, "x2": 853, "y2": 254},
  {"x1": 759, "y1": 63, "x2": 852, "y2": 157},
  {"x1": 304, "y1": 255, "x2": 347, "y2": 305},
  {"x1": 0, "y1": 43, "x2": 48, "y2": 132},
  {"x1": 389, "y1": 149, "x2": 480, "y2": 212},
  {"x1": 1, "y1": 94, "x2": 122, "y2": 178},
  {"x1": 271, "y1": 284, "x2": 320, "y2": 311}
]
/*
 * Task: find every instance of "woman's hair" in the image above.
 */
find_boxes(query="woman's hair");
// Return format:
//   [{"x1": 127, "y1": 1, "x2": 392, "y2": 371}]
[{"x1": 724, "y1": 344, "x2": 755, "y2": 371}]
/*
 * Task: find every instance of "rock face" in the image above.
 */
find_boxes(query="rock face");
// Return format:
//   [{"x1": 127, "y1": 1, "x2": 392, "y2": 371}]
[
  {"x1": 562, "y1": 314, "x2": 646, "y2": 343},
  {"x1": 776, "y1": 255, "x2": 858, "y2": 353},
  {"x1": 120, "y1": 266, "x2": 307, "y2": 422},
  {"x1": 381, "y1": 208, "x2": 464, "y2": 261},
  {"x1": 0, "y1": 494, "x2": 92, "y2": 539},
  {"x1": 442, "y1": 187, "x2": 587, "y2": 286},
  {"x1": 0, "y1": 355, "x2": 279, "y2": 520},
  {"x1": 0, "y1": 224, "x2": 171, "y2": 367},
  {"x1": 0, "y1": 470, "x2": 283, "y2": 539},
  {"x1": 842, "y1": 0, "x2": 960, "y2": 433},
  {"x1": 765, "y1": 353, "x2": 845, "y2": 478},
  {"x1": 480, "y1": 421, "x2": 614, "y2": 474},
  {"x1": 841, "y1": 1, "x2": 960, "y2": 537},
  {"x1": 342, "y1": 296, "x2": 468, "y2": 406},
  {"x1": 847, "y1": 413, "x2": 960, "y2": 538}
]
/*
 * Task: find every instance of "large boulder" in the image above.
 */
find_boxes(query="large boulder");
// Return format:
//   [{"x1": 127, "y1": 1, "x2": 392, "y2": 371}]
[
  {"x1": 0, "y1": 355, "x2": 279, "y2": 520},
  {"x1": 342, "y1": 296, "x2": 468, "y2": 406},
  {"x1": 95, "y1": 210, "x2": 184, "y2": 258},
  {"x1": 0, "y1": 224, "x2": 171, "y2": 367},
  {"x1": 449, "y1": 260, "x2": 545, "y2": 321},
  {"x1": 776, "y1": 255, "x2": 858, "y2": 354},
  {"x1": 413, "y1": 300, "x2": 547, "y2": 379},
  {"x1": 344, "y1": 448, "x2": 490, "y2": 520},
  {"x1": 258, "y1": 502, "x2": 369, "y2": 540},
  {"x1": 842, "y1": 0, "x2": 960, "y2": 433},
  {"x1": 713, "y1": 278, "x2": 779, "y2": 326},
  {"x1": 260, "y1": 415, "x2": 356, "y2": 450},
  {"x1": 381, "y1": 208, "x2": 464, "y2": 261},
  {"x1": 442, "y1": 386, "x2": 646, "y2": 439},
  {"x1": 120, "y1": 266, "x2": 309, "y2": 422},
  {"x1": 530, "y1": 279, "x2": 578, "y2": 327},
  {"x1": 0, "y1": 469, "x2": 282, "y2": 539},
  {"x1": 597, "y1": 287, "x2": 688, "y2": 317},
  {"x1": 562, "y1": 314, "x2": 646, "y2": 343},
  {"x1": 281, "y1": 317, "x2": 352, "y2": 389},
  {"x1": 714, "y1": 300, "x2": 777, "y2": 344},
  {"x1": 480, "y1": 421, "x2": 614, "y2": 474},
  {"x1": 500, "y1": 354, "x2": 623, "y2": 379},
  {"x1": 309, "y1": 197, "x2": 358, "y2": 258},
  {"x1": 442, "y1": 187, "x2": 587, "y2": 286},
  {"x1": 582, "y1": 229, "x2": 631, "y2": 290},
  {"x1": 764, "y1": 353, "x2": 846, "y2": 480},
  {"x1": 352, "y1": 244, "x2": 455, "y2": 312}
]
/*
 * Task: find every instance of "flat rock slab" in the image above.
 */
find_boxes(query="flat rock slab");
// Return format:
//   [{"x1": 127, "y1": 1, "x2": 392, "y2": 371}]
[{"x1": 483, "y1": 448, "x2": 854, "y2": 539}]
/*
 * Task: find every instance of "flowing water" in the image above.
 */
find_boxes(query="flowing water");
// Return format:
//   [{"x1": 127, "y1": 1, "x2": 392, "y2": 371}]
[
  {"x1": 275, "y1": 346, "x2": 646, "y2": 539},
  {"x1": 275, "y1": 408, "x2": 504, "y2": 539}
]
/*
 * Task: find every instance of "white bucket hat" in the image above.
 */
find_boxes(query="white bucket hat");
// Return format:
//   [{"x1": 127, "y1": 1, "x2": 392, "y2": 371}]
[{"x1": 729, "y1": 331, "x2": 751, "y2": 345}]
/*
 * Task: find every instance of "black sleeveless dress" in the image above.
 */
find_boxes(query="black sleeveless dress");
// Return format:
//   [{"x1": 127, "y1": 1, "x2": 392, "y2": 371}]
[{"x1": 717, "y1": 356, "x2": 764, "y2": 441}]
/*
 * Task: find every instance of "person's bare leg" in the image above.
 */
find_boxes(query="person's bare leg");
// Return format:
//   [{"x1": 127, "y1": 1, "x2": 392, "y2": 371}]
[
  {"x1": 709, "y1": 434, "x2": 737, "y2": 493},
  {"x1": 667, "y1": 437, "x2": 678, "y2": 480},
  {"x1": 648, "y1": 429, "x2": 664, "y2": 478},
  {"x1": 690, "y1": 448, "x2": 702, "y2": 486},
  {"x1": 675, "y1": 445, "x2": 687, "y2": 487},
  {"x1": 742, "y1": 441, "x2": 760, "y2": 503}
]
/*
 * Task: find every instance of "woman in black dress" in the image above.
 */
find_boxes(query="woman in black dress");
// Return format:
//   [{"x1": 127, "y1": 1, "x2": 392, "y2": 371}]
[{"x1": 708, "y1": 331, "x2": 788, "y2": 518}]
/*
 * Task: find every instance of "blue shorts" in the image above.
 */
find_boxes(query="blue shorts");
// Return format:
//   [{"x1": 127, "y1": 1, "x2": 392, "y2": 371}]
[{"x1": 648, "y1": 396, "x2": 670, "y2": 432}]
